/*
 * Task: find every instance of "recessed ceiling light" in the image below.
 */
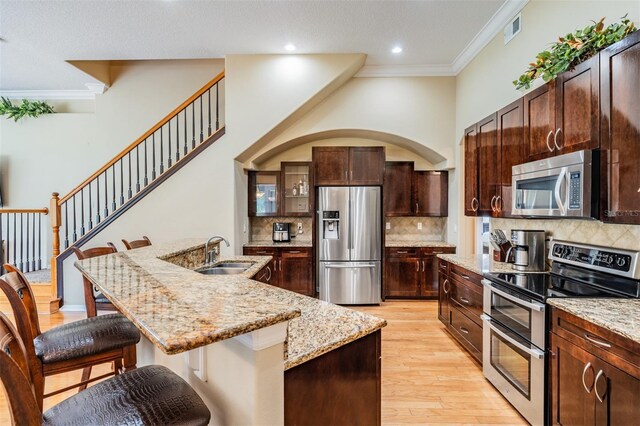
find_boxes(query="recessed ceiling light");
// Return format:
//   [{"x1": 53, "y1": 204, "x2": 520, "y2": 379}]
[
  {"x1": 284, "y1": 43, "x2": 296, "y2": 52},
  {"x1": 391, "y1": 46, "x2": 403, "y2": 54}
]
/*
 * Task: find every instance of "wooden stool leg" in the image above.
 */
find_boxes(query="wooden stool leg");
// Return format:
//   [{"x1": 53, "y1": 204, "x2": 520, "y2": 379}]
[
  {"x1": 123, "y1": 345, "x2": 137, "y2": 373},
  {"x1": 78, "y1": 367, "x2": 92, "y2": 391},
  {"x1": 114, "y1": 358, "x2": 123, "y2": 376}
]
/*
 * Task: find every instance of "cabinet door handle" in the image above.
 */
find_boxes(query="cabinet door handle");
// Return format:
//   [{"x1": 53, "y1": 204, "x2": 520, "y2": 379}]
[
  {"x1": 495, "y1": 196, "x2": 502, "y2": 212},
  {"x1": 490, "y1": 195, "x2": 497, "y2": 212},
  {"x1": 554, "y1": 128, "x2": 562, "y2": 151},
  {"x1": 584, "y1": 334, "x2": 612, "y2": 348},
  {"x1": 443, "y1": 279, "x2": 450, "y2": 294},
  {"x1": 471, "y1": 197, "x2": 479, "y2": 212},
  {"x1": 581, "y1": 362, "x2": 594, "y2": 394},
  {"x1": 546, "y1": 130, "x2": 554, "y2": 152},
  {"x1": 416, "y1": 261, "x2": 420, "y2": 272},
  {"x1": 350, "y1": 170, "x2": 353, "y2": 181},
  {"x1": 416, "y1": 202, "x2": 419, "y2": 213},
  {"x1": 266, "y1": 266, "x2": 272, "y2": 282},
  {"x1": 459, "y1": 297, "x2": 471, "y2": 305},
  {"x1": 279, "y1": 260, "x2": 282, "y2": 271},
  {"x1": 345, "y1": 171, "x2": 348, "y2": 180},
  {"x1": 422, "y1": 260, "x2": 425, "y2": 272},
  {"x1": 459, "y1": 326, "x2": 470, "y2": 335},
  {"x1": 594, "y1": 370, "x2": 608, "y2": 403}
]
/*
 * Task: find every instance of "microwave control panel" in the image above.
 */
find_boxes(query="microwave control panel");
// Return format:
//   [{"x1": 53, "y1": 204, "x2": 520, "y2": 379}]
[{"x1": 568, "y1": 171, "x2": 581, "y2": 209}]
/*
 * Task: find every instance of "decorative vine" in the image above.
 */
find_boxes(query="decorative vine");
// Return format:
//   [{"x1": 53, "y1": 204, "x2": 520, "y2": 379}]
[
  {"x1": 0, "y1": 97, "x2": 55, "y2": 122},
  {"x1": 514, "y1": 15, "x2": 637, "y2": 90}
]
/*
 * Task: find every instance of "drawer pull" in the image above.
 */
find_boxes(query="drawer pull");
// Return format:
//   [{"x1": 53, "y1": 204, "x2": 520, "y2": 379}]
[
  {"x1": 397, "y1": 250, "x2": 409, "y2": 254},
  {"x1": 584, "y1": 334, "x2": 611, "y2": 348},
  {"x1": 439, "y1": 264, "x2": 447, "y2": 270},
  {"x1": 594, "y1": 370, "x2": 608, "y2": 403},
  {"x1": 459, "y1": 326, "x2": 470, "y2": 335},
  {"x1": 459, "y1": 297, "x2": 471, "y2": 305},
  {"x1": 432, "y1": 251, "x2": 443, "y2": 254},
  {"x1": 288, "y1": 250, "x2": 301, "y2": 254},
  {"x1": 461, "y1": 274, "x2": 470, "y2": 280},
  {"x1": 581, "y1": 362, "x2": 594, "y2": 394},
  {"x1": 256, "y1": 251, "x2": 268, "y2": 254}
]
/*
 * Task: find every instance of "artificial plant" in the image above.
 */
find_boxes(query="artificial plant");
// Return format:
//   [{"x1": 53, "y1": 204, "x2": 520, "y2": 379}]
[
  {"x1": 514, "y1": 15, "x2": 637, "y2": 90},
  {"x1": 0, "y1": 97, "x2": 55, "y2": 122}
]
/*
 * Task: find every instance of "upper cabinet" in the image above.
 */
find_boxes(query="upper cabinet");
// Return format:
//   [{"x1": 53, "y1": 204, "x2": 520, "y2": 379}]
[
  {"x1": 477, "y1": 113, "x2": 499, "y2": 216},
  {"x1": 524, "y1": 55, "x2": 600, "y2": 162},
  {"x1": 414, "y1": 171, "x2": 448, "y2": 217},
  {"x1": 600, "y1": 30, "x2": 640, "y2": 225},
  {"x1": 248, "y1": 171, "x2": 280, "y2": 217},
  {"x1": 496, "y1": 99, "x2": 525, "y2": 217},
  {"x1": 384, "y1": 162, "x2": 414, "y2": 216},
  {"x1": 313, "y1": 147, "x2": 385, "y2": 186},
  {"x1": 281, "y1": 162, "x2": 313, "y2": 217},
  {"x1": 464, "y1": 125, "x2": 479, "y2": 216}
]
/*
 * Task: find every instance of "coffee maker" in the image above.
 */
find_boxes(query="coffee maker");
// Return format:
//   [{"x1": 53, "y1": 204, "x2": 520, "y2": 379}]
[
  {"x1": 272, "y1": 222, "x2": 292, "y2": 242},
  {"x1": 508, "y1": 230, "x2": 546, "y2": 272}
]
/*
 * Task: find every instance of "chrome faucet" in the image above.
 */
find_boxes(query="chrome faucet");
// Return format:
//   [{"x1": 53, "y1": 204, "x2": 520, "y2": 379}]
[{"x1": 205, "y1": 236, "x2": 230, "y2": 264}]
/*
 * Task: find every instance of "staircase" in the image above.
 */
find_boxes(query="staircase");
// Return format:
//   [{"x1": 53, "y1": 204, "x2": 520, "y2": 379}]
[{"x1": 50, "y1": 71, "x2": 226, "y2": 304}]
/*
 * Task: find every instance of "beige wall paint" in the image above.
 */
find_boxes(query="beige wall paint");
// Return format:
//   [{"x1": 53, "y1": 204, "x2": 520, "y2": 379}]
[{"x1": 454, "y1": 0, "x2": 640, "y2": 255}]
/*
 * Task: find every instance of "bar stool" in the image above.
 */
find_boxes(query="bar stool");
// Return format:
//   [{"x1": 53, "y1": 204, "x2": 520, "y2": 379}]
[
  {"x1": 0, "y1": 266, "x2": 140, "y2": 410},
  {"x1": 0, "y1": 311, "x2": 211, "y2": 426},
  {"x1": 72, "y1": 245, "x2": 118, "y2": 317},
  {"x1": 122, "y1": 236, "x2": 152, "y2": 250}
]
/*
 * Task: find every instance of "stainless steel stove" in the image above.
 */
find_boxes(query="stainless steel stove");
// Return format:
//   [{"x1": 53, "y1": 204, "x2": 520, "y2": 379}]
[{"x1": 481, "y1": 240, "x2": 640, "y2": 425}]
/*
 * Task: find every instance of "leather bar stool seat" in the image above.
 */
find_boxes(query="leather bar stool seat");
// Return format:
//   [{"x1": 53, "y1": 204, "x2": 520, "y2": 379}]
[
  {"x1": 42, "y1": 365, "x2": 211, "y2": 426},
  {"x1": 33, "y1": 313, "x2": 140, "y2": 364}
]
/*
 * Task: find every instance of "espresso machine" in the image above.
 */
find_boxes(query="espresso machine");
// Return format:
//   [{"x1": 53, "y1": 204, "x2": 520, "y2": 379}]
[{"x1": 507, "y1": 230, "x2": 546, "y2": 272}]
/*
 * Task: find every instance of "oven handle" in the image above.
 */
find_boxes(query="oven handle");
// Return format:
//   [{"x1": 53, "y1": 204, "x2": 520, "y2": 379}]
[
  {"x1": 482, "y1": 280, "x2": 546, "y2": 312},
  {"x1": 554, "y1": 167, "x2": 568, "y2": 216},
  {"x1": 481, "y1": 314, "x2": 545, "y2": 360}
]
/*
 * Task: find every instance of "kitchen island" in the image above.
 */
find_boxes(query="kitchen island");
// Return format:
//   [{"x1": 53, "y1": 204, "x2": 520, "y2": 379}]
[{"x1": 75, "y1": 238, "x2": 386, "y2": 425}]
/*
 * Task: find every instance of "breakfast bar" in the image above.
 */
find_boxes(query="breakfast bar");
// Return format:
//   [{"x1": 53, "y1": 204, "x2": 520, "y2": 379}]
[{"x1": 74, "y1": 238, "x2": 386, "y2": 425}]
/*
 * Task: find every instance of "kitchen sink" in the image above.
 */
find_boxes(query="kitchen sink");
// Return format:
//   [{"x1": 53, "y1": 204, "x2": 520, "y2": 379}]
[
  {"x1": 213, "y1": 262, "x2": 254, "y2": 269},
  {"x1": 196, "y1": 262, "x2": 254, "y2": 276}
]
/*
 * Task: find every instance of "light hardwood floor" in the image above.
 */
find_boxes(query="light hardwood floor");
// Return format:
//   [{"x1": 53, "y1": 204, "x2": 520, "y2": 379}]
[{"x1": 1, "y1": 301, "x2": 526, "y2": 425}]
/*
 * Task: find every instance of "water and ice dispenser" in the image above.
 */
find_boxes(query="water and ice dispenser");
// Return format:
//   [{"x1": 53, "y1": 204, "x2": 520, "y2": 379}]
[{"x1": 322, "y1": 211, "x2": 340, "y2": 240}]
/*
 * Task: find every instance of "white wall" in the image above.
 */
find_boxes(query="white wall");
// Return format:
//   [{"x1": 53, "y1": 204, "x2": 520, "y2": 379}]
[{"x1": 454, "y1": 0, "x2": 640, "y2": 255}]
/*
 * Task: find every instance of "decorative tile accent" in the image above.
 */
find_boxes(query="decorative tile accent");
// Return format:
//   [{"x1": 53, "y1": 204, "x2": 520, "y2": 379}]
[
  {"x1": 250, "y1": 217, "x2": 312, "y2": 243},
  {"x1": 491, "y1": 218, "x2": 640, "y2": 251},
  {"x1": 385, "y1": 217, "x2": 446, "y2": 242}
]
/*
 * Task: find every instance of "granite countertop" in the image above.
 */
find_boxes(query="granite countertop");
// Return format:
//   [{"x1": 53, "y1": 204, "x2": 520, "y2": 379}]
[
  {"x1": 386, "y1": 240, "x2": 456, "y2": 248},
  {"x1": 75, "y1": 238, "x2": 386, "y2": 370},
  {"x1": 244, "y1": 239, "x2": 313, "y2": 248},
  {"x1": 436, "y1": 253, "x2": 516, "y2": 275},
  {"x1": 548, "y1": 298, "x2": 640, "y2": 345}
]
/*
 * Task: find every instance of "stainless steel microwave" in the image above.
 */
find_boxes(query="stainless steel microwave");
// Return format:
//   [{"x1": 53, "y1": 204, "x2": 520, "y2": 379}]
[{"x1": 512, "y1": 150, "x2": 597, "y2": 218}]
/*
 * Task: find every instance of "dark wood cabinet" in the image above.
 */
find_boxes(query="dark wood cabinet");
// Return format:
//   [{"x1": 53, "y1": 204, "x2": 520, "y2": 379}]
[
  {"x1": 477, "y1": 113, "x2": 499, "y2": 215},
  {"x1": 414, "y1": 171, "x2": 448, "y2": 217},
  {"x1": 600, "y1": 30, "x2": 640, "y2": 225},
  {"x1": 524, "y1": 82, "x2": 556, "y2": 161},
  {"x1": 464, "y1": 124, "x2": 479, "y2": 216},
  {"x1": 281, "y1": 162, "x2": 313, "y2": 217},
  {"x1": 384, "y1": 247, "x2": 455, "y2": 299},
  {"x1": 550, "y1": 306, "x2": 640, "y2": 426},
  {"x1": 496, "y1": 99, "x2": 524, "y2": 217},
  {"x1": 438, "y1": 259, "x2": 483, "y2": 364},
  {"x1": 244, "y1": 246, "x2": 314, "y2": 296},
  {"x1": 313, "y1": 147, "x2": 384, "y2": 186},
  {"x1": 248, "y1": 171, "x2": 280, "y2": 217},
  {"x1": 383, "y1": 162, "x2": 414, "y2": 216}
]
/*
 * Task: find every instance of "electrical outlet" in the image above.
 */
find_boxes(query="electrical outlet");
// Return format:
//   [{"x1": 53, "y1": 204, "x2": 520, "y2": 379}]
[
  {"x1": 386, "y1": 222, "x2": 391, "y2": 230},
  {"x1": 297, "y1": 222, "x2": 303, "y2": 234},
  {"x1": 417, "y1": 222, "x2": 423, "y2": 230}
]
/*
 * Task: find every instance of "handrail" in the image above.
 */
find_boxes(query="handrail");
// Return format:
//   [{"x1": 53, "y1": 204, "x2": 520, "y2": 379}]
[
  {"x1": 58, "y1": 70, "x2": 225, "y2": 204},
  {"x1": 0, "y1": 208, "x2": 49, "y2": 214}
]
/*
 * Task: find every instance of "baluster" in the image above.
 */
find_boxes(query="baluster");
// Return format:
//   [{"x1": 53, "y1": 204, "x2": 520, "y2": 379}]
[
  {"x1": 38, "y1": 213, "x2": 42, "y2": 270},
  {"x1": 192, "y1": 103, "x2": 196, "y2": 149},
  {"x1": 200, "y1": 96, "x2": 204, "y2": 142},
  {"x1": 167, "y1": 120, "x2": 172, "y2": 168},
  {"x1": 216, "y1": 83, "x2": 220, "y2": 130},
  {"x1": 72, "y1": 195, "x2": 77, "y2": 243},
  {"x1": 112, "y1": 166, "x2": 117, "y2": 212},
  {"x1": 13, "y1": 214, "x2": 17, "y2": 267},
  {"x1": 118, "y1": 159, "x2": 124, "y2": 205},
  {"x1": 128, "y1": 152, "x2": 132, "y2": 198},
  {"x1": 175, "y1": 115, "x2": 180, "y2": 162},
  {"x1": 88, "y1": 180, "x2": 94, "y2": 230},
  {"x1": 152, "y1": 133, "x2": 157, "y2": 180},
  {"x1": 208, "y1": 89, "x2": 212, "y2": 136},
  {"x1": 183, "y1": 109, "x2": 188, "y2": 156},
  {"x1": 144, "y1": 138, "x2": 149, "y2": 186},
  {"x1": 135, "y1": 146, "x2": 141, "y2": 193},
  {"x1": 80, "y1": 187, "x2": 86, "y2": 236},
  {"x1": 95, "y1": 177, "x2": 101, "y2": 224},
  {"x1": 63, "y1": 204, "x2": 69, "y2": 249},
  {"x1": 31, "y1": 213, "x2": 36, "y2": 271},
  {"x1": 24, "y1": 213, "x2": 29, "y2": 271},
  {"x1": 5, "y1": 214, "x2": 9, "y2": 267},
  {"x1": 160, "y1": 127, "x2": 165, "y2": 174},
  {"x1": 103, "y1": 171, "x2": 109, "y2": 219}
]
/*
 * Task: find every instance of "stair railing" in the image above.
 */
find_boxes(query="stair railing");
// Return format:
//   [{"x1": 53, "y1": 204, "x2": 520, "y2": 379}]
[
  {"x1": 50, "y1": 71, "x2": 226, "y2": 300},
  {"x1": 0, "y1": 207, "x2": 49, "y2": 274}
]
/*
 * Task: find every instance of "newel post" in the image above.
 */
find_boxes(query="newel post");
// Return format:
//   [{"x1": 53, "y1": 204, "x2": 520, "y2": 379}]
[{"x1": 50, "y1": 192, "x2": 61, "y2": 299}]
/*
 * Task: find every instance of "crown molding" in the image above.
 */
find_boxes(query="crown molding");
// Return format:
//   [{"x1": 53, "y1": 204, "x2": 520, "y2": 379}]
[
  {"x1": 355, "y1": 63, "x2": 454, "y2": 77},
  {"x1": 85, "y1": 82, "x2": 109, "y2": 94},
  {"x1": 0, "y1": 89, "x2": 97, "y2": 100},
  {"x1": 451, "y1": 0, "x2": 529, "y2": 74}
]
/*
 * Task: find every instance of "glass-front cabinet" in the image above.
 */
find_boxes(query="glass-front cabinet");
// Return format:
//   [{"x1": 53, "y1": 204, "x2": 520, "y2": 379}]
[
  {"x1": 281, "y1": 162, "x2": 313, "y2": 217},
  {"x1": 249, "y1": 171, "x2": 280, "y2": 216}
]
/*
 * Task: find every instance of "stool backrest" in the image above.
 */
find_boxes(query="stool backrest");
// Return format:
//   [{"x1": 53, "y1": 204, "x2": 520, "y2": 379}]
[
  {"x1": 122, "y1": 236, "x2": 152, "y2": 250},
  {"x1": 72, "y1": 245, "x2": 117, "y2": 317},
  {"x1": 1, "y1": 265, "x2": 41, "y2": 338}
]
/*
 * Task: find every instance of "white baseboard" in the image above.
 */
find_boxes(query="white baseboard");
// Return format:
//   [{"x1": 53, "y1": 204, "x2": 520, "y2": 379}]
[{"x1": 59, "y1": 305, "x2": 86, "y2": 312}]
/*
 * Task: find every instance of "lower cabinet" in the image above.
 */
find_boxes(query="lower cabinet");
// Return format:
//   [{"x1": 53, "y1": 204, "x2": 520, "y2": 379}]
[
  {"x1": 549, "y1": 307, "x2": 640, "y2": 425},
  {"x1": 384, "y1": 247, "x2": 456, "y2": 299},
  {"x1": 244, "y1": 246, "x2": 314, "y2": 297},
  {"x1": 438, "y1": 259, "x2": 483, "y2": 364}
]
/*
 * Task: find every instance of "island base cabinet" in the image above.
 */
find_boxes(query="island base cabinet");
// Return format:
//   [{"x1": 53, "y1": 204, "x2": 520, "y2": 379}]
[{"x1": 284, "y1": 330, "x2": 381, "y2": 426}]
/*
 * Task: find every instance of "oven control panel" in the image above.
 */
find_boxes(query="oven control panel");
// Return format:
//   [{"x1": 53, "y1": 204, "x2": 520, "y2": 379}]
[{"x1": 550, "y1": 241, "x2": 640, "y2": 280}]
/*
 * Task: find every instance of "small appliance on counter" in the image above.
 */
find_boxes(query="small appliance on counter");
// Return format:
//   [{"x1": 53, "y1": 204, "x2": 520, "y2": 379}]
[
  {"x1": 489, "y1": 229, "x2": 513, "y2": 262},
  {"x1": 506, "y1": 229, "x2": 546, "y2": 272},
  {"x1": 272, "y1": 222, "x2": 292, "y2": 242}
]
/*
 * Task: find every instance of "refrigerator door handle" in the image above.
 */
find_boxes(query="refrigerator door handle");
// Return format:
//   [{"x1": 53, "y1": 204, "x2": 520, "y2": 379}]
[{"x1": 323, "y1": 263, "x2": 377, "y2": 269}]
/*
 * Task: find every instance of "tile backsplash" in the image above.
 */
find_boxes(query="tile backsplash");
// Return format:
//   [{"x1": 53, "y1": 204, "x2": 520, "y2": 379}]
[
  {"x1": 385, "y1": 217, "x2": 447, "y2": 241},
  {"x1": 491, "y1": 218, "x2": 640, "y2": 250},
  {"x1": 250, "y1": 217, "x2": 313, "y2": 242}
]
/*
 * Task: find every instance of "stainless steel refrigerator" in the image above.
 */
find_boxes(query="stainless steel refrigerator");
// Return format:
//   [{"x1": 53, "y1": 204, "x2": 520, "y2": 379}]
[{"x1": 317, "y1": 186, "x2": 381, "y2": 305}]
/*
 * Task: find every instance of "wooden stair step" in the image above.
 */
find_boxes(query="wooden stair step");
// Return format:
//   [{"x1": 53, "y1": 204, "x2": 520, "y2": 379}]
[{"x1": 0, "y1": 282, "x2": 60, "y2": 315}]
